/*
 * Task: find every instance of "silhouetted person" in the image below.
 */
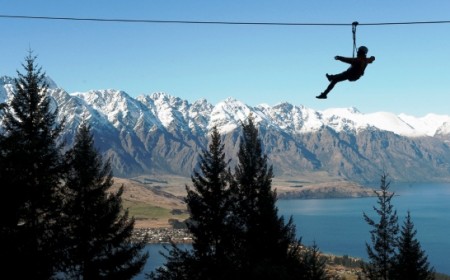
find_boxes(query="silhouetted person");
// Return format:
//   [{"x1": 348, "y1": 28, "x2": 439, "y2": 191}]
[{"x1": 316, "y1": 46, "x2": 375, "y2": 99}]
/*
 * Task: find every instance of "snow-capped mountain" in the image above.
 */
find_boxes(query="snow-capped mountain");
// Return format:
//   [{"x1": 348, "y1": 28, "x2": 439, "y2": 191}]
[{"x1": 2, "y1": 76, "x2": 450, "y2": 183}]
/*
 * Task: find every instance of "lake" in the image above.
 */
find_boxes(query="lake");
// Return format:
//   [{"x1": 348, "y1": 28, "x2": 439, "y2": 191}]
[{"x1": 134, "y1": 182, "x2": 450, "y2": 279}]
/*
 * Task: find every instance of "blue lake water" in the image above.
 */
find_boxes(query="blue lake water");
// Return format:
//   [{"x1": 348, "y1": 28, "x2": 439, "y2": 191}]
[{"x1": 134, "y1": 183, "x2": 450, "y2": 279}]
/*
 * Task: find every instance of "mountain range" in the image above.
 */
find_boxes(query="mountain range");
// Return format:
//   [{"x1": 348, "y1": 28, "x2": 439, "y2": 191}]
[{"x1": 2, "y1": 75, "x2": 450, "y2": 184}]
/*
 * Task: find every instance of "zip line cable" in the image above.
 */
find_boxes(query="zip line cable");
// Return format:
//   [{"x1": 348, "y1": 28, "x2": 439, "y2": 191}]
[{"x1": 1, "y1": 14, "x2": 450, "y2": 26}]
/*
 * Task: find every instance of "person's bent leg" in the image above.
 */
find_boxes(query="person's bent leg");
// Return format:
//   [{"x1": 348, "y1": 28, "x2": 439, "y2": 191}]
[
  {"x1": 319, "y1": 72, "x2": 348, "y2": 97},
  {"x1": 331, "y1": 72, "x2": 348, "y2": 83},
  {"x1": 323, "y1": 80, "x2": 337, "y2": 95}
]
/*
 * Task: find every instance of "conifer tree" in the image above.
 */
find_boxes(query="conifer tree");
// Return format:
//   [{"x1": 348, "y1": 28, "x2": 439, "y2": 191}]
[
  {"x1": 148, "y1": 244, "x2": 197, "y2": 280},
  {"x1": 231, "y1": 115, "x2": 305, "y2": 280},
  {"x1": 149, "y1": 126, "x2": 236, "y2": 280},
  {"x1": 150, "y1": 118, "x2": 310, "y2": 280},
  {"x1": 62, "y1": 123, "x2": 148, "y2": 279},
  {"x1": 391, "y1": 211, "x2": 434, "y2": 280},
  {"x1": 362, "y1": 173, "x2": 399, "y2": 280},
  {"x1": 185, "y1": 126, "x2": 236, "y2": 278},
  {"x1": 302, "y1": 242, "x2": 328, "y2": 280},
  {"x1": 0, "y1": 52, "x2": 66, "y2": 279}
]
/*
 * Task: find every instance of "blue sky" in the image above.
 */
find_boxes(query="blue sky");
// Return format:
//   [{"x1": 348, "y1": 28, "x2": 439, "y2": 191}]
[{"x1": 1, "y1": 0, "x2": 450, "y2": 116}]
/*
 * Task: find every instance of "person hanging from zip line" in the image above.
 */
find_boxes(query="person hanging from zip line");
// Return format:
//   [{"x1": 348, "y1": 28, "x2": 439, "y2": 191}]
[{"x1": 316, "y1": 46, "x2": 375, "y2": 99}]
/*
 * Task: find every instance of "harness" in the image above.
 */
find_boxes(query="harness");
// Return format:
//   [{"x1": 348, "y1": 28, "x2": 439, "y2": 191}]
[{"x1": 352, "y1": 21, "x2": 359, "y2": 58}]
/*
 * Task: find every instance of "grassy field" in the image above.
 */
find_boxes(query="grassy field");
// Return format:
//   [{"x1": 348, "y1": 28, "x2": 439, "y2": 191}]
[
  {"x1": 123, "y1": 200, "x2": 172, "y2": 220},
  {"x1": 123, "y1": 199, "x2": 189, "y2": 226},
  {"x1": 110, "y1": 176, "x2": 188, "y2": 228},
  {"x1": 111, "y1": 175, "x2": 375, "y2": 227}
]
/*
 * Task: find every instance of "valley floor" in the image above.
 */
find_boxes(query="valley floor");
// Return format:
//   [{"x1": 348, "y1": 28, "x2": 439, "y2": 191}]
[{"x1": 112, "y1": 176, "x2": 376, "y2": 228}]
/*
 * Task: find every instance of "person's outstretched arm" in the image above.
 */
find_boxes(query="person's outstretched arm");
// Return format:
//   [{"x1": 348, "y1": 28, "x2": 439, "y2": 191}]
[{"x1": 335, "y1": 56, "x2": 355, "y2": 64}]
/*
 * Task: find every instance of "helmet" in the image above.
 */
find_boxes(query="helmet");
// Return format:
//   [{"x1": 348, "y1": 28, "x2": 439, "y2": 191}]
[{"x1": 357, "y1": 46, "x2": 368, "y2": 55}]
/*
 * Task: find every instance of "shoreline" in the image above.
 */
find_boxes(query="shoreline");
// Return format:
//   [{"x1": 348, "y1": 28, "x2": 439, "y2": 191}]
[
  {"x1": 134, "y1": 227, "x2": 450, "y2": 278},
  {"x1": 133, "y1": 227, "x2": 192, "y2": 244}
]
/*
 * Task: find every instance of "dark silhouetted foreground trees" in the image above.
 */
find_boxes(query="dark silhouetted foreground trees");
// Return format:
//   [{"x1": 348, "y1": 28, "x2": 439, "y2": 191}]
[
  {"x1": 61, "y1": 122, "x2": 148, "y2": 279},
  {"x1": 0, "y1": 53, "x2": 147, "y2": 279},
  {"x1": 150, "y1": 117, "x2": 323, "y2": 280},
  {"x1": 0, "y1": 52, "x2": 66, "y2": 279},
  {"x1": 231, "y1": 116, "x2": 306, "y2": 280},
  {"x1": 184, "y1": 126, "x2": 237, "y2": 279},
  {"x1": 149, "y1": 126, "x2": 236, "y2": 280},
  {"x1": 362, "y1": 174, "x2": 434, "y2": 280},
  {"x1": 391, "y1": 211, "x2": 434, "y2": 280},
  {"x1": 362, "y1": 174, "x2": 399, "y2": 280},
  {"x1": 302, "y1": 242, "x2": 328, "y2": 280}
]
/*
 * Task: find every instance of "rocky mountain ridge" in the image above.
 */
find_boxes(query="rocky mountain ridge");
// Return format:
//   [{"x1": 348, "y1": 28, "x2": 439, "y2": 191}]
[{"x1": 2, "y1": 76, "x2": 450, "y2": 183}]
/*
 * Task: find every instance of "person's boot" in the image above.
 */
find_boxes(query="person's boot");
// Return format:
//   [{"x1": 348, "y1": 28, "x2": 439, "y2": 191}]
[{"x1": 316, "y1": 93, "x2": 327, "y2": 99}]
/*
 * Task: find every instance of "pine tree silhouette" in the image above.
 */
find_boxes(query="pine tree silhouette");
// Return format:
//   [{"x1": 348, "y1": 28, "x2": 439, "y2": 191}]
[
  {"x1": 62, "y1": 123, "x2": 148, "y2": 279},
  {"x1": 392, "y1": 211, "x2": 434, "y2": 280},
  {"x1": 150, "y1": 126, "x2": 236, "y2": 280},
  {"x1": 150, "y1": 117, "x2": 323, "y2": 280},
  {"x1": 0, "y1": 52, "x2": 66, "y2": 279},
  {"x1": 231, "y1": 115, "x2": 306, "y2": 280},
  {"x1": 302, "y1": 242, "x2": 328, "y2": 280},
  {"x1": 362, "y1": 173, "x2": 399, "y2": 280}
]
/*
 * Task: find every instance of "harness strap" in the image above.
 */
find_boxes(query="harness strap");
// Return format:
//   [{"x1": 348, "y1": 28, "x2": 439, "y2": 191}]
[{"x1": 352, "y1": 21, "x2": 359, "y2": 57}]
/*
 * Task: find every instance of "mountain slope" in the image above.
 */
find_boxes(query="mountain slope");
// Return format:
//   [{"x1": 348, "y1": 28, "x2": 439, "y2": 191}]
[{"x1": 2, "y1": 76, "x2": 450, "y2": 183}]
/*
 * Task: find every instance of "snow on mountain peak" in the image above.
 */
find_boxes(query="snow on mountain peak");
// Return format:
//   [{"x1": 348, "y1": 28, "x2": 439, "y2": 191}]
[
  {"x1": 316, "y1": 108, "x2": 450, "y2": 137},
  {"x1": 44, "y1": 76, "x2": 58, "y2": 89},
  {"x1": 142, "y1": 93, "x2": 183, "y2": 128},
  {"x1": 67, "y1": 89, "x2": 450, "y2": 138},
  {"x1": 2, "y1": 74, "x2": 450, "y2": 138},
  {"x1": 0, "y1": 76, "x2": 15, "y2": 85},
  {"x1": 398, "y1": 113, "x2": 450, "y2": 137},
  {"x1": 435, "y1": 122, "x2": 450, "y2": 136},
  {"x1": 210, "y1": 97, "x2": 256, "y2": 133},
  {"x1": 0, "y1": 77, "x2": 13, "y2": 102},
  {"x1": 71, "y1": 89, "x2": 154, "y2": 130}
]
